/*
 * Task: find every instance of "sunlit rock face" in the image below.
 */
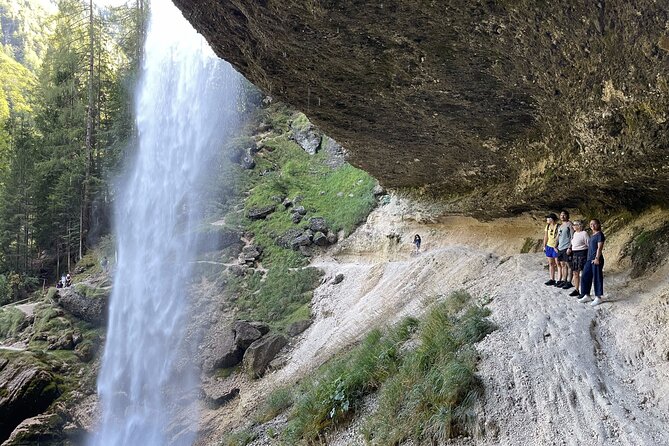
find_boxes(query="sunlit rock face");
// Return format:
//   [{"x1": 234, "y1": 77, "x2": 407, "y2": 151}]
[{"x1": 173, "y1": 0, "x2": 669, "y2": 216}]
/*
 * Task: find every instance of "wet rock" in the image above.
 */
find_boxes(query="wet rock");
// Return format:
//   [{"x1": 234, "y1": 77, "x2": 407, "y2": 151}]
[
  {"x1": 243, "y1": 334, "x2": 288, "y2": 379},
  {"x1": 247, "y1": 205, "x2": 276, "y2": 220},
  {"x1": 240, "y1": 153, "x2": 256, "y2": 170},
  {"x1": 308, "y1": 217, "x2": 328, "y2": 233},
  {"x1": 0, "y1": 358, "x2": 61, "y2": 443},
  {"x1": 2, "y1": 410, "x2": 66, "y2": 446},
  {"x1": 313, "y1": 231, "x2": 329, "y2": 246},
  {"x1": 287, "y1": 319, "x2": 312, "y2": 337},
  {"x1": 233, "y1": 321, "x2": 263, "y2": 350},
  {"x1": 53, "y1": 287, "x2": 107, "y2": 326}
]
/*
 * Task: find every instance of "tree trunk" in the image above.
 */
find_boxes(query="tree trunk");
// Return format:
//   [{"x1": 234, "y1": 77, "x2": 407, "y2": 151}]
[{"x1": 82, "y1": 0, "x2": 95, "y2": 260}]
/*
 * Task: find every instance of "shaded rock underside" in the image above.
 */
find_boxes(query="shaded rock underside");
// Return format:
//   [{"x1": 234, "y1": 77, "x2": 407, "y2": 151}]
[{"x1": 173, "y1": 0, "x2": 669, "y2": 216}]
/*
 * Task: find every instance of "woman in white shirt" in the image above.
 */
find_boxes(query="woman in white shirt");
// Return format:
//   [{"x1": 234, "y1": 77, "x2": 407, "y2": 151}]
[{"x1": 567, "y1": 220, "x2": 589, "y2": 297}]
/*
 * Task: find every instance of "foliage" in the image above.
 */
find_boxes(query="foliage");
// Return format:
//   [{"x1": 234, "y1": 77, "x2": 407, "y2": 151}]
[
  {"x1": 256, "y1": 387, "x2": 295, "y2": 423},
  {"x1": 230, "y1": 266, "x2": 323, "y2": 331},
  {"x1": 623, "y1": 222, "x2": 669, "y2": 278},
  {"x1": 220, "y1": 429, "x2": 257, "y2": 446},
  {"x1": 279, "y1": 291, "x2": 495, "y2": 444},
  {"x1": 0, "y1": 305, "x2": 25, "y2": 339}
]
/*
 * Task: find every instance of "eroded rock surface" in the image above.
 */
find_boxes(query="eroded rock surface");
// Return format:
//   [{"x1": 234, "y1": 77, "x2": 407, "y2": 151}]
[{"x1": 173, "y1": 0, "x2": 669, "y2": 215}]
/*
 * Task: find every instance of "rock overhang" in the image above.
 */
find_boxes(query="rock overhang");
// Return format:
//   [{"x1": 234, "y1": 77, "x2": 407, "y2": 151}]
[{"x1": 172, "y1": 0, "x2": 669, "y2": 216}]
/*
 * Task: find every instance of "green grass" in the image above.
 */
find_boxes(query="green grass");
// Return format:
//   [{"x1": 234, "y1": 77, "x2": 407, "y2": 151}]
[
  {"x1": 256, "y1": 387, "x2": 295, "y2": 423},
  {"x1": 0, "y1": 306, "x2": 26, "y2": 339},
  {"x1": 230, "y1": 266, "x2": 323, "y2": 331},
  {"x1": 276, "y1": 291, "x2": 495, "y2": 445},
  {"x1": 624, "y1": 222, "x2": 669, "y2": 278},
  {"x1": 220, "y1": 428, "x2": 257, "y2": 446}
]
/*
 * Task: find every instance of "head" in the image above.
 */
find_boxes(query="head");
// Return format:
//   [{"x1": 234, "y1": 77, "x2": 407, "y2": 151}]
[
  {"x1": 545, "y1": 213, "x2": 558, "y2": 224},
  {"x1": 560, "y1": 210, "x2": 570, "y2": 221},
  {"x1": 573, "y1": 220, "x2": 583, "y2": 231},
  {"x1": 589, "y1": 219, "x2": 602, "y2": 232}
]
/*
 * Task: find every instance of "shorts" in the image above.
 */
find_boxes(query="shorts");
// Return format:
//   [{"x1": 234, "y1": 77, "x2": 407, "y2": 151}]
[
  {"x1": 545, "y1": 246, "x2": 559, "y2": 258},
  {"x1": 570, "y1": 250, "x2": 588, "y2": 271},
  {"x1": 557, "y1": 248, "x2": 572, "y2": 262}
]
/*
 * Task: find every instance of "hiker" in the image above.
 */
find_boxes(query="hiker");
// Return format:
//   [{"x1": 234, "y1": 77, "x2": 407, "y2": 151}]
[
  {"x1": 578, "y1": 219, "x2": 606, "y2": 306},
  {"x1": 60, "y1": 275, "x2": 67, "y2": 288},
  {"x1": 543, "y1": 213, "x2": 560, "y2": 285},
  {"x1": 101, "y1": 256, "x2": 109, "y2": 272},
  {"x1": 413, "y1": 234, "x2": 422, "y2": 254},
  {"x1": 556, "y1": 210, "x2": 574, "y2": 288},
  {"x1": 568, "y1": 220, "x2": 589, "y2": 297},
  {"x1": 65, "y1": 273, "x2": 72, "y2": 287}
]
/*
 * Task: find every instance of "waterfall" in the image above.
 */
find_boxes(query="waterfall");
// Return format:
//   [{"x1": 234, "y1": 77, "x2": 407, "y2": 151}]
[{"x1": 91, "y1": 1, "x2": 239, "y2": 444}]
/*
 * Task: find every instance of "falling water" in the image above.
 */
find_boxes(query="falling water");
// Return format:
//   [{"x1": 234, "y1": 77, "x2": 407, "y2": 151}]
[{"x1": 91, "y1": 1, "x2": 239, "y2": 444}]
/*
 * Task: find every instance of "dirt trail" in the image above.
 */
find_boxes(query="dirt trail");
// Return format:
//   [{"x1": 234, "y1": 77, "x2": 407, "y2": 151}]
[{"x1": 201, "y1": 199, "x2": 669, "y2": 445}]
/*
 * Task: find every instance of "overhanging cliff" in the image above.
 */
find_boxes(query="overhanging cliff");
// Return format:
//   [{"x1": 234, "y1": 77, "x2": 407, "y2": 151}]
[{"x1": 173, "y1": 0, "x2": 669, "y2": 216}]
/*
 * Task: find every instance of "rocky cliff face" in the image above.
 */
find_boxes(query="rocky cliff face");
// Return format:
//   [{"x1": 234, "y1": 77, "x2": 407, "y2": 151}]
[{"x1": 173, "y1": 0, "x2": 669, "y2": 216}]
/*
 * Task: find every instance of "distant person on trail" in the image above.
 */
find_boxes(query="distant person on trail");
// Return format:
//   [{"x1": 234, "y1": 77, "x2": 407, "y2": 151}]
[
  {"x1": 543, "y1": 213, "x2": 560, "y2": 286},
  {"x1": 60, "y1": 275, "x2": 67, "y2": 288},
  {"x1": 568, "y1": 220, "x2": 589, "y2": 297},
  {"x1": 65, "y1": 273, "x2": 72, "y2": 287},
  {"x1": 101, "y1": 256, "x2": 109, "y2": 272},
  {"x1": 413, "y1": 234, "x2": 422, "y2": 254},
  {"x1": 578, "y1": 219, "x2": 606, "y2": 306},
  {"x1": 556, "y1": 210, "x2": 574, "y2": 289}
]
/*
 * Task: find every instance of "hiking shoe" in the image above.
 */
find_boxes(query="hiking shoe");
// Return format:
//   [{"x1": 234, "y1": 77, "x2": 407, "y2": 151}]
[
  {"x1": 578, "y1": 295, "x2": 592, "y2": 303},
  {"x1": 569, "y1": 290, "x2": 580, "y2": 297},
  {"x1": 590, "y1": 297, "x2": 603, "y2": 306},
  {"x1": 562, "y1": 283, "x2": 574, "y2": 289},
  {"x1": 544, "y1": 279, "x2": 556, "y2": 286},
  {"x1": 554, "y1": 281, "x2": 564, "y2": 287}
]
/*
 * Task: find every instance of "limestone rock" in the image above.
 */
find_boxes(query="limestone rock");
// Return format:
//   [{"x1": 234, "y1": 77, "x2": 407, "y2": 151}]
[
  {"x1": 333, "y1": 273, "x2": 345, "y2": 284},
  {"x1": 207, "y1": 330, "x2": 242, "y2": 371},
  {"x1": 2, "y1": 411, "x2": 65, "y2": 446},
  {"x1": 291, "y1": 213, "x2": 303, "y2": 224},
  {"x1": 290, "y1": 114, "x2": 321, "y2": 155},
  {"x1": 372, "y1": 184, "x2": 386, "y2": 196},
  {"x1": 240, "y1": 245, "x2": 263, "y2": 265},
  {"x1": 243, "y1": 334, "x2": 288, "y2": 379},
  {"x1": 291, "y1": 205, "x2": 307, "y2": 216},
  {"x1": 53, "y1": 287, "x2": 107, "y2": 326},
  {"x1": 0, "y1": 358, "x2": 61, "y2": 443},
  {"x1": 287, "y1": 319, "x2": 312, "y2": 337},
  {"x1": 240, "y1": 153, "x2": 255, "y2": 170},
  {"x1": 308, "y1": 217, "x2": 328, "y2": 233},
  {"x1": 247, "y1": 205, "x2": 276, "y2": 220},
  {"x1": 233, "y1": 321, "x2": 263, "y2": 350},
  {"x1": 313, "y1": 231, "x2": 329, "y2": 246}
]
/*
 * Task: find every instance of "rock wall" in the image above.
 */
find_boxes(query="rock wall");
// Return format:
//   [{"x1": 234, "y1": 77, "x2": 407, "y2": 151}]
[{"x1": 173, "y1": 0, "x2": 669, "y2": 216}]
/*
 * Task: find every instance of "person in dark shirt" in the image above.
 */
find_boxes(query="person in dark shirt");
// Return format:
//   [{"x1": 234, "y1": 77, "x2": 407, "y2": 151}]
[
  {"x1": 578, "y1": 219, "x2": 606, "y2": 306},
  {"x1": 413, "y1": 234, "x2": 422, "y2": 254}
]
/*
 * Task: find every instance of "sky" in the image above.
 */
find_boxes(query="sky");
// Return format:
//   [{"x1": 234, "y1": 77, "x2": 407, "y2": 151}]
[{"x1": 37, "y1": 0, "x2": 131, "y2": 13}]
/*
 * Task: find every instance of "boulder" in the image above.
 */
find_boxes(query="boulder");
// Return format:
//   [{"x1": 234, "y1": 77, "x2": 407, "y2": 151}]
[
  {"x1": 287, "y1": 319, "x2": 312, "y2": 337},
  {"x1": 290, "y1": 115, "x2": 322, "y2": 155},
  {"x1": 292, "y1": 206, "x2": 307, "y2": 216},
  {"x1": 74, "y1": 342, "x2": 95, "y2": 363},
  {"x1": 320, "y1": 136, "x2": 346, "y2": 168},
  {"x1": 326, "y1": 232, "x2": 339, "y2": 245},
  {"x1": 0, "y1": 358, "x2": 61, "y2": 443},
  {"x1": 282, "y1": 198, "x2": 293, "y2": 209},
  {"x1": 292, "y1": 234, "x2": 312, "y2": 250},
  {"x1": 233, "y1": 321, "x2": 263, "y2": 350},
  {"x1": 312, "y1": 231, "x2": 329, "y2": 246},
  {"x1": 277, "y1": 229, "x2": 310, "y2": 250},
  {"x1": 2, "y1": 411, "x2": 65, "y2": 446},
  {"x1": 372, "y1": 184, "x2": 386, "y2": 196},
  {"x1": 240, "y1": 245, "x2": 263, "y2": 265},
  {"x1": 291, "y1": 213, "x2": 303, "y2": 224},
  {"x1": 53, "y1": 287, "x2": 107, "y2": 326},
  {"x1": 46, "y1": 332, "x2": 74, "y2": 351},
  {"x1": 240, "y1": 153, "x2": 256, "y2": 169},
  {"x1": 207, "y1": 330, "x2": 242, "y2": 371},
  {"x1": 333, "y1": 273, "x2": 345, "y2": 284},
  {"x1": 227, "y1": 264, "x2": 249, "y2": 277},
  {"x1": 308, "y1": 217, "x2": 328, "y2": 233},
  {"x1": 247, "y1": 205, "x2": 276, "y2": 220},
  {"x1": 249, "y1": 322, "x2": 270, "y2": 336},
  {"x1": 243, "y1": 334, "x2": 288, "y2": 379}
]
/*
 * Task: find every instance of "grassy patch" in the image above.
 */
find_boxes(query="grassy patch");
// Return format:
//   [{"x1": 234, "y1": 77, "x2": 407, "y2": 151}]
[
  {"x1": 624, "y1": 222, "x2": 669, "y2": 278},
  {"x1": 278, "y1": 291, "x2": 495, "y2": 444},
  {"x1": 0, "y1": 306, "x2": 26, "y2": 339},
  {"x1": 220, "y1": 428, "x2": 257, "y2": 446},
  {"x1": 230, "y1": 266, "x2": 323, "y2": 331},
  {"x1": 256, "y1": 387, "x2": 295, "y2": 423},
  {"x1": 521, "y1": 237, "x2": 540, "y2": 253}
]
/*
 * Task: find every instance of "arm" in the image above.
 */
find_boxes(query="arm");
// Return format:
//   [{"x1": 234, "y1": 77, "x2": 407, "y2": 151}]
[
  {"x1": 543, "y1": 227, "x2": 548, "y2": 251},
  {"x1": 593, "y1": 240, "x2": 605, "y2": 265}
]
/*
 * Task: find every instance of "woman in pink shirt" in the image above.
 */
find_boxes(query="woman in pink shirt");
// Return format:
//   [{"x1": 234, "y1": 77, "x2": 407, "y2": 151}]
[{"x1": 567, "y1": 220, "x2": 589, "y2": 297}]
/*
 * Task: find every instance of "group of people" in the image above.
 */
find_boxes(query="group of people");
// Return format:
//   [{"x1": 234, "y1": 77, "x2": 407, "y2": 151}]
[
  {"x1": 543, "y1": 210, "x2": 606, "y2": 306},
  {"x1": 56, "y1": 273, "x2": 72, "y2": 288}
]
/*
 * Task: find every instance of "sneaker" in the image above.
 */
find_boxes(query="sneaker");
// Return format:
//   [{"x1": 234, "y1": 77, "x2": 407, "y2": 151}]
[
  {"x1": 562, "y1": 282, "x2": 574, "y2": 289},
  {"x1": 578, "y1": 295, "x2": 592, "y2": 303},
  {"x1": 590, "y1": 297, "x2": 603, "y2": 306},
  {"x1": 569, "y1": 290, "x2": 580, "y2": 297},
  {"x1": 544, "y1": 279, "x2": 556, "y2": 286},
  {"x1": 554, "y1": 281, "x2": 564, "y2": 287}
]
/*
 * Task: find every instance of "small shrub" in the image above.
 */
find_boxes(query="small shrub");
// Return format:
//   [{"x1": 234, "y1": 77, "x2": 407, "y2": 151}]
[
  {"x1": 0, "y1": 307, "x2": 26, "y2": 339},
  {"x1": 220, "y1": 428, "x2": 257, "y2": 446}
]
